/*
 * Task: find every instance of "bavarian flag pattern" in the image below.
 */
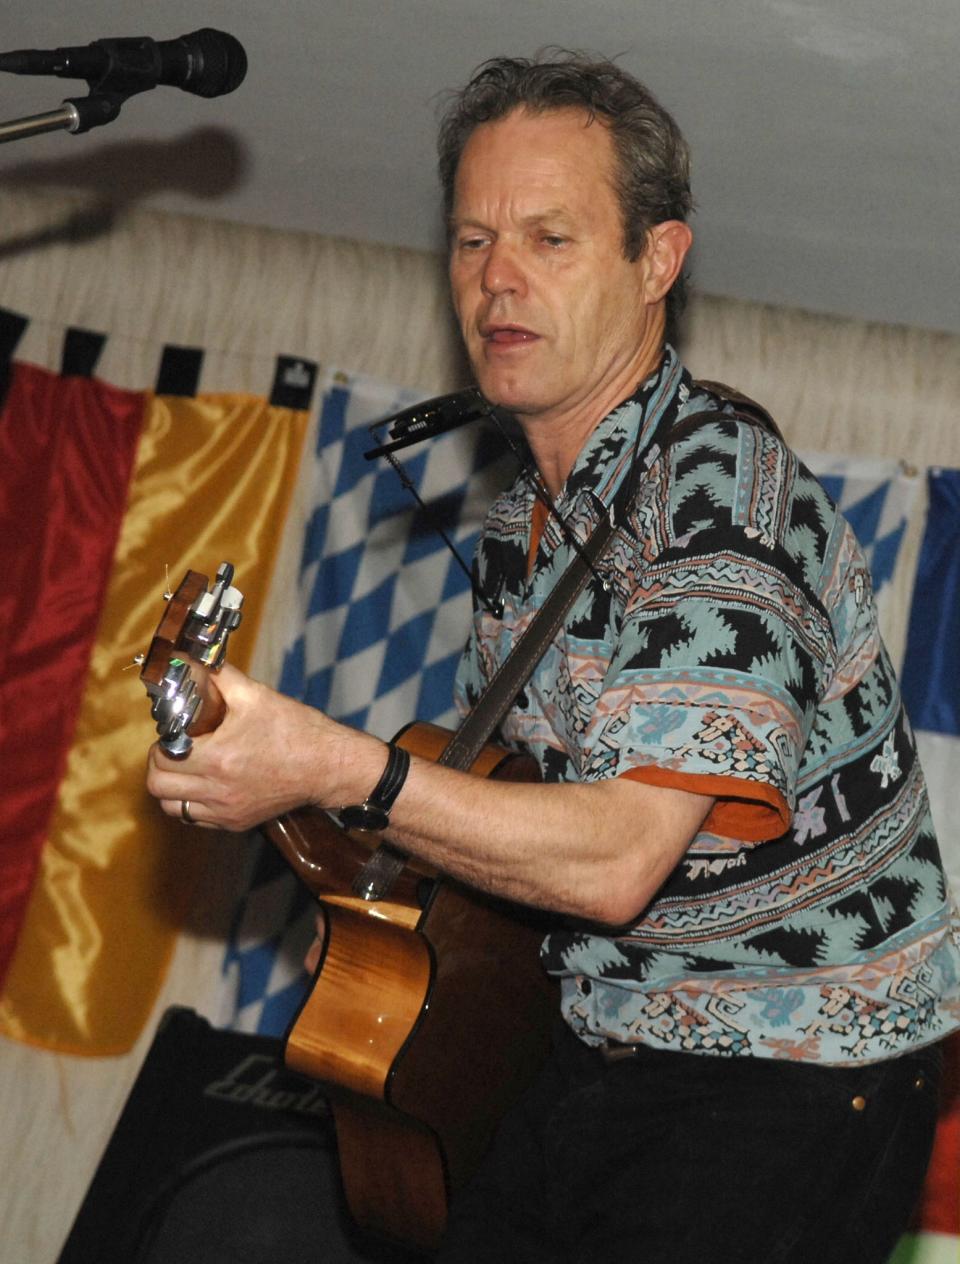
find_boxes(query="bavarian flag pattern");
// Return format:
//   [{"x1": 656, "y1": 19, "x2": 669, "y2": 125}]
[{"x1": 456, "y1": 346, "x2": 960, "y2": 1065}]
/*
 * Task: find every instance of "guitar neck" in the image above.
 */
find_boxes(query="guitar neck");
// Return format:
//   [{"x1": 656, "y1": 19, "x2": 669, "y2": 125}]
[
  {"x1": 184, "y1": 663, "x2": 227, "y2": 738},
  {"x1": 141, "y1": 567, "x2": 238, "y2": 757}
]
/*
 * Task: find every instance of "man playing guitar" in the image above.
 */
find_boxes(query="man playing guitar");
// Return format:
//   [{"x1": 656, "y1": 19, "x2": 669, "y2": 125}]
[{"x1": 148, "y1": 52, "x2": 959, "y2": 1264}]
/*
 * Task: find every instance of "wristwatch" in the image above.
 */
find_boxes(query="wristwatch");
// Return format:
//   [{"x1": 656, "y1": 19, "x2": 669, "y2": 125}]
[{"x1": 338, "y1": 743, "x2": 411, "y2": 832}]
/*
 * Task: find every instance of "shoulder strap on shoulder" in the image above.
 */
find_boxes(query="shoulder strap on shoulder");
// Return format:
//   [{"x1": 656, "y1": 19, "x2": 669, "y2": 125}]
[
  {"x1": 610, "y1": 381, "x2": 783, "y2": 522},
  {"x1": 690, "y1": 378, "x2": 783, "y2": 440}
]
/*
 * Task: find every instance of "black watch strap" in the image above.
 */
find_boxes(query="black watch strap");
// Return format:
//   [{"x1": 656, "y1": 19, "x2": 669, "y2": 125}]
[{"x1": 338, "y1": 743, "x2": 411, "y2": 832}]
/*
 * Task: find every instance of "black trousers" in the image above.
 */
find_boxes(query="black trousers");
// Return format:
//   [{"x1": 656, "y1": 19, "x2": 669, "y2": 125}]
[{"x1": 437, "y1": 1022, "x2": 942, "y2": 1264}]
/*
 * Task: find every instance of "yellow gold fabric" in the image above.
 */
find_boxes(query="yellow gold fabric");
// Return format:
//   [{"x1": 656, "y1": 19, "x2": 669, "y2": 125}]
[{"x1": 0, "y1": 391, "x2": 309, "y2": 1054}]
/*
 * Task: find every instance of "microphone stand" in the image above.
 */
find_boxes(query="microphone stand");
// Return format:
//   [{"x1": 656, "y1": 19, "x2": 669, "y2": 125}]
[
  {"x1": 0, "y1": 93, "x2": 134, "y2": 143},
  {"x1": 0, "y1": 90, "x2": 136, "y2": 144},
  {"x1": 0, "y1": 103, "x2": 78, "y2": 144}
]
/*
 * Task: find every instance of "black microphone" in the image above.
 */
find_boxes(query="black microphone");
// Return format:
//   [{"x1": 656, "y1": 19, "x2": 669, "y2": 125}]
[{"x1": 0, "y1": 28, "x2": 247, "y2": 99}]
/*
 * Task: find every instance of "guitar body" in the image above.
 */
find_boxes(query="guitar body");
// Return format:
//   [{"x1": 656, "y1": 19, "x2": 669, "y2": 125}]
[
  {"x1": 143, "y1": 570, "x2": 557, "y2": 1251},
  {"x1": 278, "y1": 722, "x2": 557, "y2": 1251}
]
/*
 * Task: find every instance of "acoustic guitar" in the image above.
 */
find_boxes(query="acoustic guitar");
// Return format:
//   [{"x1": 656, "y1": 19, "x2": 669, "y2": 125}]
[{"x1": 141, "y1": 563, "x2": 557, "y2": 1250}]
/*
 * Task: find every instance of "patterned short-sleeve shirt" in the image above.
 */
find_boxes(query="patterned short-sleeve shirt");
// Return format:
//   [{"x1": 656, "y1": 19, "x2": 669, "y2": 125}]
[{"x1": 455, "y1": 346, "x2": 960, "y2": 1064}]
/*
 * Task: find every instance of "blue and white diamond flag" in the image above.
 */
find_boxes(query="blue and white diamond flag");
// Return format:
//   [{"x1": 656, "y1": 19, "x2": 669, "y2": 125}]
[
  {"x1": 223, "y1": 369, "x2": 512, "y2": 1034},
  {"x1": 803, "y1": 452, "x2": 920, "y2": 663}
]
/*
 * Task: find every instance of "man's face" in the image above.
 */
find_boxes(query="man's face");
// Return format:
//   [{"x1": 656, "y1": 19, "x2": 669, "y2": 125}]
[{"x1": 449, "y1": 107, "x2": 658, "y2": 434}]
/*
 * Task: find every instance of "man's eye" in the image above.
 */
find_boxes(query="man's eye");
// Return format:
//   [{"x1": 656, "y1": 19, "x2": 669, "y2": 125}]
[
  {"x1": 459, "y1": 236, "x2": 488, "y2": 251},
  {"x1": 541, "y1": 235, "x2": 568, "y2": 248}
]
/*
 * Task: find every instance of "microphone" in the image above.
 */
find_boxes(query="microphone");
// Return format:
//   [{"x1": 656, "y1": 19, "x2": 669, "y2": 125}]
[
  {"x1": 0, "y1": 28, "x2": 247, "y2": 99},
  {"x1": 364, "y1": 389, "x2": 495, "y2": 460}
]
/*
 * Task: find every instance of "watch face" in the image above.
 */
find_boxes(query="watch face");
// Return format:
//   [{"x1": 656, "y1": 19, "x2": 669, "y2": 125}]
[{"x1": 338, "y1": 803, "x2": 390, "y2": 832}]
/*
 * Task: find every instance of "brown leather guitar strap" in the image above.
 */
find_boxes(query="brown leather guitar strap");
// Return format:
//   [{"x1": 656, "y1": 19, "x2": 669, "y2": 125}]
[{"x1": 438, "y1": 504, "x2": 619, "y2": 770}]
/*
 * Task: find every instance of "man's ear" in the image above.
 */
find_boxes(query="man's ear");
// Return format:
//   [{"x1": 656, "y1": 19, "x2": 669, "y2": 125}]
[{"x1": 641, "y1": 220, "x2": 693, "y2": 304}]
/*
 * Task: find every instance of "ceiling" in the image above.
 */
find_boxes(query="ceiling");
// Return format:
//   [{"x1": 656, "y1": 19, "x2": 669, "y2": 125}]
[{"x1": 0, "y1": 0, "x2": 957, "y2": 335}]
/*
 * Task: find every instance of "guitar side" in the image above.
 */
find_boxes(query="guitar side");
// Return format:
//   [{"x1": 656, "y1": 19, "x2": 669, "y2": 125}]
[{"x1": 283, "y1": 722, "x2": 557, "y2": 1252}]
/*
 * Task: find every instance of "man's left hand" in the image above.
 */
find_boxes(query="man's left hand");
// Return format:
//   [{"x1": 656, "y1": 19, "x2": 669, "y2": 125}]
[{"x1": 145, "y1": 663, "x2": 382, "y2": 831}]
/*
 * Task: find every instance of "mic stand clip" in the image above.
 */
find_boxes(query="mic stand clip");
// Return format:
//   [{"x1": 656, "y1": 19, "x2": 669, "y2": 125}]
[{"x1": 0, "y1": 35, "x2": 169, "y2": 142}]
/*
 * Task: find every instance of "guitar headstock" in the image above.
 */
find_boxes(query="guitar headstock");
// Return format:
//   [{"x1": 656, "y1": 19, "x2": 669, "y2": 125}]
[{"x1": 140, "y1": 562, "x2": 243, "y2": 757}]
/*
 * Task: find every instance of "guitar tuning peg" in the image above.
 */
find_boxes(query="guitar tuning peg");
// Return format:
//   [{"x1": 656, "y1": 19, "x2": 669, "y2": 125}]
[
  {"x1": 133, "y1": 653, "x2": 145, "y2": 665},
  {"x1": 163, "y1": 590, "x2": 173, "y2": 601}
]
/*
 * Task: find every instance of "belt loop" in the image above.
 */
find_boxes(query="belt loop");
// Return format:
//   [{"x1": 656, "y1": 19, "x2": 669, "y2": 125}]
[{"x1": 599, "y1": 1039, "x2": 641, "y2": 1065}]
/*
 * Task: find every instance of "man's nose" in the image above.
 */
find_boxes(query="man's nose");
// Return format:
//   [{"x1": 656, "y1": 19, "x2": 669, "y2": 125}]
[{"x1": 481, "y1": 241, "x2": 526, "y2": 299}]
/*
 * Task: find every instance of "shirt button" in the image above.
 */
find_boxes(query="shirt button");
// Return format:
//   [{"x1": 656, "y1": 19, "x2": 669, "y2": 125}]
[{"x1": 851, "y1": 1095, "x2": 867, "y2": 1112}]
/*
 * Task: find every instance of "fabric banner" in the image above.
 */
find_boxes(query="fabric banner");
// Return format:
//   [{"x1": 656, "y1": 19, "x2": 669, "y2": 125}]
[
  {"x1": 223, "y1": 369, "x2": 514, "y2": 1034},
  {"x1": 0, "y1": 358, "x2": 311, "y2": 1053},
  {"x1": 902, "y1": 467, "x2": 960, "y2": 896},
  {"x1": 0, "y1": 362, "x2": 146, "y2": 991},
  {"x1": 800, "y1": 450, "x2": 920, "y2": 661},
  {"x1": 898, "y1": 467, "x2": 960, "y2": 1246},
  {"x1": 803, "y1": 453, "x2": 916, "y2": 597}
]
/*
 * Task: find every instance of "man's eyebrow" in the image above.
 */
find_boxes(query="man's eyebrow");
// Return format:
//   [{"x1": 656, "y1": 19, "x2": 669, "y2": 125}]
[
  {"x1": 524, "y1": 209, "x2": 575, "y2": 227},
  {"x1": 448, "y1": 215, "x2": 489, "y2": 234},
  {"x1": 448, "y1": 209, "x2": 577, "y2": 233}
]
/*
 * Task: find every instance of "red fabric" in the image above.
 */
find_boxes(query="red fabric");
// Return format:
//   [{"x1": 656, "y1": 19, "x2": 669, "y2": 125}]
[
  {"x1": 0, "y1": 361, "x2": 146, "y2": 987},
  {"x1": 913, "y1": 1031, "x2": 960, "y2": 1235}
]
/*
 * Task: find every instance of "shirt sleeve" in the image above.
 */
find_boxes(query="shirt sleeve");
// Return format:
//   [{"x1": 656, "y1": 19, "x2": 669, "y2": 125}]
[{"x1": 580, "y1": 516, "x2": 836, "y2": 842}]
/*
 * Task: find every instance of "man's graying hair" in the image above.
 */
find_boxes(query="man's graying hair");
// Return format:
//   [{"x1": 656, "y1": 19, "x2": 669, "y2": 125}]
[{"x1": 437, "y1": 52, "x2": 693, "y2": 318}]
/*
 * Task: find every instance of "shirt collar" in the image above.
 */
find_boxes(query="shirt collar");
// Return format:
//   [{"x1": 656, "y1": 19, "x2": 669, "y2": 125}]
[{"x1": 555, "y1": 343, "x2": 689, "y2": 517}]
